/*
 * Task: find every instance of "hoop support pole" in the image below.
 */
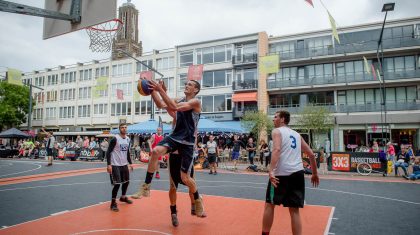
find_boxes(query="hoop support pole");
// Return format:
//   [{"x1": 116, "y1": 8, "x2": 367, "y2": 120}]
[
  {"x1": 0, "y1": 0, "x2": 81, "y2": 23},
  {"x1": 117, "y1": 49, "x2": 164, "y2": 78}
]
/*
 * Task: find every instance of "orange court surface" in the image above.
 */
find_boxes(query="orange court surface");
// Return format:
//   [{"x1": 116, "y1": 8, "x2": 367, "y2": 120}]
[{"x1": 0, "y1": 190, "x2": 334, "y2": 235}]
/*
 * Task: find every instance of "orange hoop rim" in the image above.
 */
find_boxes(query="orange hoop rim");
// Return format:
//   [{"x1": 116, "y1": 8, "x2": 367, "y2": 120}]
[{"x1": 86, "y1": 19, "x2": 123, "y2": 32}]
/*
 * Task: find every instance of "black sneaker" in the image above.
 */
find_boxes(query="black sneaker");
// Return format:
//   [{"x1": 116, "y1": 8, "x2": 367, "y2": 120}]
[
  {"x1": 214, "y1": 171, "x2": 217, "y2": 175},
  {"x1": 110, "y1": 202, "x2": 119, "y2": 212},
  {"x1": 171, "y1": 214, "x2": 179, "y2": 227},
  {"x1": 403, "y1": 175, "x2": 409, "y2": 180},
  {"x1": 120, "y1": 196, "x2": 133, "y2": 204},
  {"x1": 209, "y1": 171, "x2": 213, "y2": 174}
]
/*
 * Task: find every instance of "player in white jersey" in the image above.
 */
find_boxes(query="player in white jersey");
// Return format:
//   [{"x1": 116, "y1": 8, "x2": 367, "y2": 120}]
[
  {"x1": 106, "y1": 123, "x2": 134, "y2": 212},
  {"x1": 262, "y1": 110, "x2": 319, "y2": 235}
]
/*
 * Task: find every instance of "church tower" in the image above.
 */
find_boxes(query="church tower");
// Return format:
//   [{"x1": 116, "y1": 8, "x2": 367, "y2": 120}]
[{"x1": 112, "y1": 0, "x2": 143, "y2": 60}]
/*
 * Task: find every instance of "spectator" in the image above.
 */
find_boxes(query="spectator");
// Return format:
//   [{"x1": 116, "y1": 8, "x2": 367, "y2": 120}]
[
  {"x1": 231, "y1": 135, "x2": 244, "y2": 170},
  {"x1": 134, "y1": 144, "x2": 141, "y2": 160},
  {"x1": 259, "y1": 140, "x2": 269, "y2": 167},
  {"x1": 101, "y1": 138, "x2": 109, "y2": 161},
  {"x1": 387, "y1": 142, "x2": 396, "y2": 164},
  {"x1": 246, "y1": 137, "x2": 256, "y2": 165},
  {"x1": 372, "y1": 141, "x2": 379, "y2": 153},
  {"x1": 206, "y1": 134, "x2": 218, "y2": 175},
  {"x1": 89, "y1": 137, "x2": 97, "y2": 149},
  {"x1": 404, "y1": 157, "x2": 420, "y2": 180},
  {"x1": 395, "y1": 147, "x2": 410, "y2": 177},
  {"x1": 76, "y1": 135, "x2": 83, "y2": 149},
  {"x1": 83, "y1": 136, "x2": 90, "y2": 148}
]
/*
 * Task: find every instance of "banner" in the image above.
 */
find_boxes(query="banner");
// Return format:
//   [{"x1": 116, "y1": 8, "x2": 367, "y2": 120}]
[
  {"x1": 376, "y1": 68, "x2": 382, "y2": 83},
  {"x1": 116, "y1": 89, "x2": 124, "y2": 100},
  {"x1": 305, "y1": 0, "x2": 314, "y2": 8},
  {"x1": 7, "y1": 68, "x2": 22, "y2": 86},
  {"x1": 328, "y1": 11, "x2": 340, "y2": 44},
  {"x1": 259, "y1": 55, "x2": 279, "y2": 74},
  {"x1": 93, "y1": 76, "x2": 108, "y2": 99},
  {"x1": 331, "y1": 153, "x2": 350, "y2": 171},
  {"x1": 371, "y1": 64, "x2": 377, "y2": 80},
  {"x1": 140, "y1": 71, "x2": 153, "y2": 81},
  {"x1": 363, "y1": 56, "x2": 371, "y2": 74},
  {"x1": 187, "y1": 64, "x2": 204, "y2": 81}
]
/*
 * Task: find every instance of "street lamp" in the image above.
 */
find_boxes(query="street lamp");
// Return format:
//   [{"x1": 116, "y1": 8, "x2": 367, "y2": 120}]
[{"x1": 376, "y1": 2, "x2": 394, "y2": 146}]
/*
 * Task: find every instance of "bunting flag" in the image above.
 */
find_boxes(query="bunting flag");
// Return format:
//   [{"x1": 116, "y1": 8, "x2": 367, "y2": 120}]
[
  {"x1": 376, "y1": 69, "x2": 382, "y2": 83},
  {"x1": 328, "y1": 11, "x2": 340, "y2": 44},
  {"x1": 187, "y1": 64, "x2": 204, "y2": 80},
  {"x1": 363, "y1": 57, "x2": 371, "y2": 74},
  {"x1": 116, "y1": 89, "x2": 124, "y2": 100},
  {"x1": 371, "y1": 64, "x2": 377, "y2": 80},
  {"x1": 259, "y1": 55, "x2": 279, "y2": 74},
  {"x1": 140, "y1": 71, "x2": 153, "y2": 81},
  {"x1": 305, "y1": 0, "x2": 314, "y2": 7},
  {"x1": 93, "y1": 76, "x2": 108, "y2": 99},
  {"x1": 6, "y1": 68, "x2": 22, "y2": 86}
]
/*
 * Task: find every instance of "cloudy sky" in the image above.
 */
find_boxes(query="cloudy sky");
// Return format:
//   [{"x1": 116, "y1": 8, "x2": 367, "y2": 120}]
[{"x1": 0, "y1": 0, "x2": 419, "y2": 73}]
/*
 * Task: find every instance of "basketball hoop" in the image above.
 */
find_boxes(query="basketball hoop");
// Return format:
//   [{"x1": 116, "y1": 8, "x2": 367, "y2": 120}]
[{"x1": 85, "y1": 19, "x2": 123, "y2": 52}]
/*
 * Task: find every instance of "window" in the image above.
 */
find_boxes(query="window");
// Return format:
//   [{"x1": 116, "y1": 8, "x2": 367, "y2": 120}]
[
  {"x1": 93, "y1": 104, "x2": 108, "y2": 115},
  {"x1": 111, "y1": 83, "x2": 132, "y2": 97},
  {"x1": 197, "y1": 94, "x2": 232, "y2": 113},
  {"x1": 136, "y1": 60, "x2": 153, "y2": 73},
  {"x1": 307, "y1": 36, "x2": 332, "y2": 57},
  {"x1": 78, "y1": 105, "x2": 91, "y2": 117},
  {"x1": 112, "y1": 63, "x2": 132, "y2": 77},
  {"x1": 79, "y1": 69, "x2": 92, "y2": 81},
  {"x1": 33, "y1": 108, "x2": 43, "y2": 120},
  {"x1": 178, "y1": 74, "x2": 187, "y2": 90},
  {"x1": 78, "y1": 87, "x2": 91, "y2": 99},
  {"x1": 156, "y1": 57, "x2": 174, "y2": 70},
  {"x1": 34, "y1": 92, "x2": 44, "y2": 104},
  {"x1": 46, "y1": 90, "x2": 57, "y2": 102},
  {"x1": 196, "y1": 45, "x2": 233, "y2": 65},
  {"x1": 47, "y1": 74, "x2": 58, "y2": 86},
  {"x1": 45, "y1": 107, "x2": 56, "y2": 119},
  {"x1": 162, "y1": 77, "x2": 174, "y2": 93},
  {"x1": 202, "y1": 70, "x2": 231, "y2": 88},
  {"x1": 110, "y1": 102, "x2": 132, "y2": 116},
  {"x1": 59, "y1": 106, "x2": 75, "y2": 119},
  {"x1": 60, "y1": 89, "x2": 75, "y2": 101},
  {"x1": 179, "y1": 50, "x2": 193, "y2": 67},
  {"x1": 60, "y1": 71, "x2": 76, "y2": 84},
  {"x1": 384, "y1": 56, "x2": 415, "y2": 72},
  {"x1": 34, "y1": 76, "x2": 45, "y2": 86},
  {"x1": 95, "y1": 66, "x2": 109, "y2": 78}
]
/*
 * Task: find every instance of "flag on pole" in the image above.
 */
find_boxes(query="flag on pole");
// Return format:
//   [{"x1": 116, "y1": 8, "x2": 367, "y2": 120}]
[
  {"x1": 116, "y1": 89, "x2": 124, "y2": 100},
  {"x1": 259, "y1": 55, "x2": 279, "y2": 74},
  {"x1": 376, "y1": 69, "x2": 382, "y2": 83},
  {"x1": 371, "y1": 64, "x2": 377, "y2": 80},
  {"x1": 305, "y1": 0, "x2": 314, "y2": 7},
  {"x1": 140, "y1": 71, "x2": 153, "y2": 81},
  {"x1": 363, "y1": 56, "x2": 371, "y2": 74},
  {"x1": 328, "y1": 11, "x2": 340, "y2": 44},
  {"x1": 6, "y1": 68, "x2": 22, "y2": 86},
  {"x1": 187, "y1": 64, "x2": 204, "y2": 80}
]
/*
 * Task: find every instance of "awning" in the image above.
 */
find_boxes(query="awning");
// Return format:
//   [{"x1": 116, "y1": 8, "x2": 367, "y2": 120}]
[{"x1": 232, "y1": 92, "x2": 257, "y2": 102}]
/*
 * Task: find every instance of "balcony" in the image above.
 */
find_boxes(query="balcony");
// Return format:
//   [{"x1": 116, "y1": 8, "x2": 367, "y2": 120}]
[
  {"x1": 232, "y1": 53, "x2": 258, "y2": 65},
  {"x1": 267, "y1": 102, "x2": 420, "y2": 115},
  {"x1": 232, "y1": 79, "x2": 258, "y2": 91},
  {"x1": 267, "y1": 69, "x2": 420, "y2": 89},
  {"x1": 274, "y1": 36, "x2": 420, "y2": 61}
]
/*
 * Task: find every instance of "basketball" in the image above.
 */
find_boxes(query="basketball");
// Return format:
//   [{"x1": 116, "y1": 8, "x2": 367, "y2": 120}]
[{"x1": 137, "y1": 79, "x2": 152, "y2": 96}]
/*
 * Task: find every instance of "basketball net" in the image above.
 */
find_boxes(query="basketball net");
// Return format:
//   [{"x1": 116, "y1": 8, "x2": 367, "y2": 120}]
[{"x1": 85, "y1": 19, "x2": 123, "y2": 52}]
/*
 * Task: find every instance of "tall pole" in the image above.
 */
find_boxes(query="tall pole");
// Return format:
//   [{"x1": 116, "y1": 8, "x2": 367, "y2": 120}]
[{"x1": 28, "y1": 83, "x2": 32, "y2": 130}]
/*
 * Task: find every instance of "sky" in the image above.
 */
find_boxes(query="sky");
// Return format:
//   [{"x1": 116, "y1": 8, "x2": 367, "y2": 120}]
[{"x1": 0, "y1": 0, "x2": 419, "y2": 73}]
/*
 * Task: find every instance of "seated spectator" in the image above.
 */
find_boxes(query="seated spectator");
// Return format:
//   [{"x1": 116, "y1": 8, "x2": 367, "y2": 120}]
[
  {"x1": 395, "y1": 147, "x2": 410, "y2": 177},
  {"x1": 404, "y1": 157, "x2": 420, "y2": 181}
]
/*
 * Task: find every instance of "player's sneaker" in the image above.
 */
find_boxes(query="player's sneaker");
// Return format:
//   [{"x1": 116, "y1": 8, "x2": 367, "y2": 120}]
[
  {"x1": 171, "y1": 214, "x2": 179, "y2": 227},
  {"x1": 110, "y1": 202, "x2": 119, "y2": 212},
  {"x1": 155, "y1": 172, "x2": 160, "y2": 179},
  {"x1": 194, "y1": 196, "x2": 207, "y2": 218},
  {"x1": 131, "y1": 183, "x2": 151, "y2": 199},
  {"x1": 119, "y1": 196, "x2": 133, "y2": 204}
]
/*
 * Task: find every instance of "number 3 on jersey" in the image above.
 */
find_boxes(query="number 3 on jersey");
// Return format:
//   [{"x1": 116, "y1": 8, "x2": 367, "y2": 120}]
[{"x1": 289, "y1": 135, "x2": 297, "y2": 149}]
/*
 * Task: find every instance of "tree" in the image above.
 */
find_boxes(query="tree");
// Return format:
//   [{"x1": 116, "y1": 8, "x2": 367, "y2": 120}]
[
  {"x1": 241, "y1": 110, "x2": 273, "y2": 144},
  {"x1": 0, "y1": 82, "x2": 30, "y2": 131},
  {"x1": 297, "y1": 105, "x2": 334, "y2": 149}
]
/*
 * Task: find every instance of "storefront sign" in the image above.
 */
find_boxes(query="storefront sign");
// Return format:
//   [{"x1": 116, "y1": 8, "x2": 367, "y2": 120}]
[{"x1": 201, "y1": 113, "x2": 233, "y2": 121}]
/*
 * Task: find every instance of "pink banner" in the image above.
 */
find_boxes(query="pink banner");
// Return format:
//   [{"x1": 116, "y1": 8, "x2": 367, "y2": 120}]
[
  {"x1": 187, "y1": 64, "x2": 204, "y2": 81},
  {"x1": 305, "y1": 0, "x2": 314, "y2": 7},
  {"x1": 139, "y1": 71, "x2": 153, "y2": 81},
  {"x1": 116, "y1": 89, "x2": 124, "y2": 100}
]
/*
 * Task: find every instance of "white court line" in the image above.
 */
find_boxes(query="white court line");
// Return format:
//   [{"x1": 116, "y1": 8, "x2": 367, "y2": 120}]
[
  {"x1": 50, "y1": 210, "x2": 69, "y2": 216},
  {"x1": 71, "y1": 228, "x2": 171, "y2": 235},
  {"x1": 1, "y1": 160, "x2": 68, "y2": 165},
  {"x1": 0, "y1": 181, "x2": 109, "y2": 192},
  {"x1": 0, "y1": 164, "x2": 42, "y2": 177},
  {"x1": 324, "y1": 207, "x2": 336, "y2": 235}
]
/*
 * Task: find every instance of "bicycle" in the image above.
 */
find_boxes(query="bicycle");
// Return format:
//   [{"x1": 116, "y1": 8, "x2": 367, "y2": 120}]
[{"x1": 356, "y1": 162, "x2": 386, "y2": 176}]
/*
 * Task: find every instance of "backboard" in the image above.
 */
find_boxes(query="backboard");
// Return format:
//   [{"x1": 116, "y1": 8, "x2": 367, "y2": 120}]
[{"x1": 43, "y1": 0, "x2": 117, "y2": 39}]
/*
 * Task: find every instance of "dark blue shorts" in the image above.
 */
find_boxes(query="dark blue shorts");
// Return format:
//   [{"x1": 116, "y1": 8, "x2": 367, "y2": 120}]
[
  {"x1": 157, "y1": 136, "x2": 194, "y2": 173},
  {"x1": 232, "y1": 151, "x2": 240, "y2": 160},
  {"x1": 169, "y1": 153, "x2": 194, "y2": 188}
]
